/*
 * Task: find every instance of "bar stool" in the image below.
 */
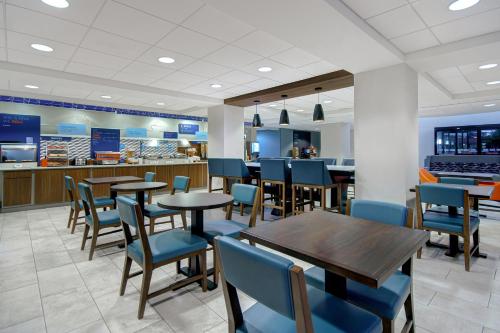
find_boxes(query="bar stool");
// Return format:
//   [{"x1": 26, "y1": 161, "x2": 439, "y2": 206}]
[
  {"x1": 223, "y1": 158, "x2": 254, "y2": 215},
  {"x1": 291, "y1": 160, "x2": 340, "y2": 214},
  {"x1": 208, "y1": 158, "x2": 225, "y2": 193},
  {"x1": 260, "y1": 158, "x2": 291, "y2": 220}
]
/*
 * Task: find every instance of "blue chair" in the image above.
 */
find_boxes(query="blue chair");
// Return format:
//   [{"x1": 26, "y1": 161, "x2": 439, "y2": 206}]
[
  {"x1": 223, "y1": 158, "x2": 253, "y2": 215},
  {"x1": 64, "y1": 176, "x2": 114, "y2": 234},
  {"x1": 416, "y1": 184, "x2": 480, "y2": 271},
  {"x1": 126, "y1": 171, "x2": 156, "y2": 203},
  {"x1": 144, "y1": 176, "x2": 190, "y2": 234},
  {"x1": 304, "y1": 199, "x2": 414, "y2": 333},
  {"x1": 291, "y1": 160, "x2": 339, "y2": 214},
  {"x1": 208, "y1": 158, "x2": 225, "y2": 193},
  {"x1": 439, "y1": 177, "x2": 476, "y2": 185},
  {"x1": 260, "y1": 159, "x2": 291, "y2": 220},
  {"x1": 78, "y1": 183, "x2": 122, "y2": 260},
  {"x1": 342, "y1": 158, "x2": 355, "y2": 166},
  {"x1": 312, "y1": 157, "x2": 336, "y2": 165},
  {"x1": 214, "y1": 236, "x2": 382, "y2": 333},
  {"x1": 202, "y1": 183, "x2": 260, "y2": 285},
  {"x1": 116, "y1": 196, "x2": 207, "y2": 319}
]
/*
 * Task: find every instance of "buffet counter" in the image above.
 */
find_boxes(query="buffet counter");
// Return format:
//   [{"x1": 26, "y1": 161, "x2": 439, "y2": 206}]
[{"x1": 0, "y1": 161, "x2": 208, "y2": 211}]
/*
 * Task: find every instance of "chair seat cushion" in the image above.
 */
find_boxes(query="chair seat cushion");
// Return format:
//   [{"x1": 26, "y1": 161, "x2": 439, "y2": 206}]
[
  {"x1": 128, "y1": 229, "x2": 207, "y2": 264},
  {"x1": 144, "y1": 204, "x2": 180, "y2": 218},
  {"x1": 202, "y1": 220, "x2": 248, "y2": 241},
  {"x1": 85, "y1": 210, "x2": 121, "y2": 226},
  {"x1": 304, "y1": 266, "x2": 411, "y2": 320},
  {"x1": 423, "y1": 211, "x2": 479, "y2": 234},
  {"x1": 72, "y1": 197, "x2": 114, "y2": 209},
  {"x1": 237, "y1": 285, "x2": 381, "y2": 333}
]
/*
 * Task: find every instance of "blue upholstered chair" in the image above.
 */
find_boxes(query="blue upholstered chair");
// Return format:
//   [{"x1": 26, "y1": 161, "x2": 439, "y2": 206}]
[
  {"x1": 214, "y1": 236, "x2": 382, "y2": 333},
  {"x1": 312, "y1": 157, "x2": 336, "y2": 165},
  {"x1": 126, "y1": 171, "x2": 156, "y2": 203},
  {"x1": 78, "y1": 183, "x2": 122, "y2": 260},
  {"x1": 342, "y1": 158, "x2": 355, "y2": 166},
  {"x1": 290, "y1": 160, "x2": 340, "y2": 214},
  {"x1": 439, "y1": 177, "x2": 476, "y2": 185},
  {"x1": 202, "y1": 183, "x2": 260, "y2": 285},
  {"x1": 260, "y1": 159, "x2": 291, "y2": 220},
  {"x1": 223, "y1": 158, "x2": 253, "y2": 215},
  {"x1": 416, "y1": 184, "x2": 480, "y2": 271},
  {"x1": 116, "y1": 196, "x2": 207, "y2": 319},
  {"x1": 304, "y1": 199, "x2": 414, "y2": 333},
  {"x1": 64, "y1": 176, "x2": 114, "y2": 234},
  {"x1": 144, "y1": 176, "x2": 190, "y2": 234},
  {"x1": 208, "y1": 158, "x2": 225, "y2": 193}
]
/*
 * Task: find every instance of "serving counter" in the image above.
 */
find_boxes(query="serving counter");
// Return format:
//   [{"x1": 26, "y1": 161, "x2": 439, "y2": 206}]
[{"x1": 0, "y1": 161, "x2": 208, "y2": 211}]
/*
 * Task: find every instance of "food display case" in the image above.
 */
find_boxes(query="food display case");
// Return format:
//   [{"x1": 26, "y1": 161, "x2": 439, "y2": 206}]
[
  {"x1": 95, "y1": 151, "x2": 120, "y2": 165},
  {"x1": 46, "y1": 144, "x2": 69, "y2": 167}
]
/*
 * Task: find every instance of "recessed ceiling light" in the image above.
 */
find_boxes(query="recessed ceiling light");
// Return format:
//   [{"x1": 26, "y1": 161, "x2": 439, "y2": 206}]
[
  {"x1": 448, "y1": 0, "x2": 480, "y2": 11},
  {"x1": 479, "y1": 63, "x2": 498, "y2": 70},
  {"x1": 100, "y1": 95, "x2": 112, "y2": 99},
  {"x1": 484, "y1": 103, "x2": 496, "y2": 107},
  {"x1": 296, "y1": 109, "x2": 304, "y2": 112},
  {"x1": 210, "y1": 83, "x2": 222, "y2": 88},
  {"x1": 323, "y1": 100, "x2": 332, "y2": 104},
  {"x1": 487, "y1": 80, "x2": 500, "y2": 85},
  {"x1": 269, "y1": 104, "x2": 277, "y2": 107},
  {"x1": 156, "y1": 102, "x2": 165, "y2": 106},
  {"x1": 24, "y1": 85, "x2": 39, "y2": 89},
  {"x1": 258, "y1": 66, "x2": 272, "y2": 73},
  {"x1": 158, "y1": 57, "x2": 175, "y2": 64},
  {"x1": 31, "y1": 43, "x2": 54, "y2": 52},
  {"x1": 41, "y1": 0, "x2": 69, "y2": 8}
]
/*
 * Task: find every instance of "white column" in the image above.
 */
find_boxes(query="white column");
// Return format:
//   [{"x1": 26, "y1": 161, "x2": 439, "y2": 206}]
[
  {"x1": 319, "y1": 122, "x2": 352, "y2": 161},
  {"x1": 207, "y1": 104, "x2": 245, "y2": 158},
  {"x1": 354, "y1": 63, "x2": 418, "y2": 204}
]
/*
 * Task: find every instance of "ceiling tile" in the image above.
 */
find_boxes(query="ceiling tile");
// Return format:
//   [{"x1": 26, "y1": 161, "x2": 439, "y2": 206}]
[
  {"x1": 81, "y1": 29, "x2": 150, "y2": 60},
  {"x1": 86, "y1": 91, "x2": 124, "y2": 102},
  {"x1": 182, "y1": 5, "x2": 255, "y2": 43},
  {"x1": 7, "y1": 49, "x2": 67, "y2": 70},
  {"x1": 459, "y1": 62, "x2": 500, "y2": 83},
  {"x1": 72, "y1": 48, "x2": 131, "y2": 71},
  {"x1": 51, "y1": 86, "x2": 93, "y2": 99},
  {"x1": 0, "y1": 29, "x2": 5, "y2": 48},
  {"x1": 114, "y1": 96, "x2": 152, "y2": 106},
  {"x1": 242, "y1": 59, "x2": 311, "y2": 83},
  {"x1": 232, "y1": 30, "x2": 292, "y2": 57},
  {"x1": 343, "y1": 0, "x2": 407, "y2": 19},
  {"x1": 114, "y1": 0, "x2": 204, "y2": 24},
  {"x1": 367, "y1": 5, "x2": 426, "y2": 39},
  {"x1": 270, "y1": 47, "x2": 320, "y2": 68},
  {"x1": 0, "y1": 76, "x2": 9, "y2": 90},
  {"x1": 184, "y1": 81, "x2": 221, "y2": 95},
  {"x1": 116, "y1": 61, "x2": 175, "y2": 81},
  {"x1": 6, "y1": 31, "x2": 77, "y2": 60},
  {"x1": 181, "y1": 60, "x2": 231, "y2": 78},
  {"x1": 65, "y1": 62, "x2": 118, "y2": 79},
  {"x1": 299, "y1": 60, "x2": 340, "y2": 76},
  {"x1": 214, "y1": 70, "x2": 260, "y2": 85},
  {"x1": 204, "y1": 45, "x2": 262, "y2": 68},
  {"x1": 0, "y1": 5, "x2": 4, "y2": 28},
  {"x1": 390, "y1": 29, "x2": 440, "y2": 53},
  {"x1": 149, "y1": 79, "x2": 190, "y2": 91},
  {"x1": 244, "y1": 78, "x2": 281, "y2": 90},
  {"x1": 112, "y1": 72, "x2": 157, "y2": 86},
  {"x1": 9, "y1": 77, "x2": 53, "y2": 95},
  {"x1": 156, "y1": 27, "x2": 225, "y2": 58},
  {"x1": 430, "y1": 67, "x2": 474, "y2": 94},
  {"x1": 137, "y1": 46, "x2": 195, "y2": 70},
  {"x1": 431, "y1": 8, "x2": 500, "y2": 44},
  {"x1": 93, "y1": 1, "x2": 175, "y2": 44},
  {"x1": 0, "y1": 48, "x2": 5, "y2": 61},
  {"x1": 470, "y1": 81, "x2": 500, "y2": 91},
  {"x1": 6, "y1": 5, "x2": 88, "y2": 45},
  {"x1": 161, "y1": 71, "x2": 206, "y2": 85},
  {"x1": 7, "y1": 0, "x2": 105, "y2": 26}
]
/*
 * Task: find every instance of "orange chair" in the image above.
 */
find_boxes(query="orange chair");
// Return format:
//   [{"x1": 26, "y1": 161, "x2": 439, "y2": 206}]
[
  {"x1": 478, "y1": 181, "x2": 500, "y2": 212},
  {"x1": 419, "y1": 168, "x2": 438, "y2": 184}
]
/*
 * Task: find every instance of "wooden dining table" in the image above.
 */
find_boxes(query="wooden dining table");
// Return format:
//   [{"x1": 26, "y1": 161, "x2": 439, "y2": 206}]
[
  {"x1": 241, "y1": 211, "x2": 429, "y2": 298},
  {"x1": 84, "y1": 176, "x2": 143, "y2": 208},
  {"x1": 111, "y1": 181, "x2": 167, "y2": 214}
]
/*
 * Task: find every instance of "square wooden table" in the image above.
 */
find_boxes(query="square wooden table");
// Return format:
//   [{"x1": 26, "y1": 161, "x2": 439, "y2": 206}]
[{"x1": 241, "y1": 211, "x2": 429, "y2": 298}]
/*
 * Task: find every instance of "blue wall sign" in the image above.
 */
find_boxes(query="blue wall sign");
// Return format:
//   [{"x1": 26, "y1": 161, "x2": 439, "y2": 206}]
[
  {"x1": 90, "y1": 128, "x2": 120, "y2": 158},
  {"x1": 178, "y1": 123, "x2": 199, "y2": 134},
  {"x1": 0, "y1": 113, "x2": 41, "y2": 162},
  {"x1": 41, "y1": 136, "x2": 72, "y2": 142},
  {"x1": 125, "y1": 127, "x2": 147, "y2": 138},
  {"x1": 164, "y1": 131, "x2": 178, "y2": 139},
  {"x1": 57, "y1": 123, "x2": 86, "y2": 135},
  {"x1": 194, "y1": 131, "x2": 208, "y2": 141}
]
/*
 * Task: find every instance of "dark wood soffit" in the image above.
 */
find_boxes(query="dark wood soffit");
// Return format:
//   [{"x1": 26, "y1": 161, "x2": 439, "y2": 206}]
[{"x1": 224, "y1": 70, "x2": 353, "y2": 107}]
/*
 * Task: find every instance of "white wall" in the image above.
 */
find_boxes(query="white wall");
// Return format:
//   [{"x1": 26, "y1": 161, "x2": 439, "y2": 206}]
[
  {"x1": 419, "y1": 110, "x2": 500, "y2": 166},
  {"x1": 319, "y1": 122, "x2": 352, "y2": 162}
]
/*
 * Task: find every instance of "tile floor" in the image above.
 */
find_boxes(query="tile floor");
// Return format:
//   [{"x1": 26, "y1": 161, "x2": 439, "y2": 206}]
[{"x1": 1, "y1": 192, "x2": 500, "y2": 333}]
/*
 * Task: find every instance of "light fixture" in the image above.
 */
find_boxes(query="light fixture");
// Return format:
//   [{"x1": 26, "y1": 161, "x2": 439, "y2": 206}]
[
  {"x1": 258, "y1": 66, "x2": 272, "y2": 73},
  {"x1": 31, "y1": 43, "x2": 53, "y2": 52},
  {"x1": 100, "y1": 95, "x2": 112, "y2": 99},
  {"x1": 156, "y1": 102, "x2": 165, "y2": 106},
  {"x1": 279, "y1": 94, "x2": 290, "y2": 126},
  {"x1": 479, "y1": 63, "x2": 497, "y2": 70},
  {"x1": 24, "y1": 85, "x2": 39, "y2": 89},
  {"x1": 269, "y1": 104, "x2": 277, "y2": 107},
  {"x1": 41, "y1": 0, "x2": 69, "y2": 8},
  {"x1": 296, "y1": 109, "x2": 304, "y2": 112},
  {"x1": 487, "y1": 80, "x2": 500, "y2": 85},
  {"x1": 252, "y1": 100, "x2": 262, "y2": 128},
  {"x1": 158, "y1": 57, "x2": 175, "y2": 64},
  {"x1": 210, "y1": 83, "x2": 222, "y2": 88},
  {"x1": 484, "y1": 103, "x2": 496, "y2": 107},
  {"x1": 323, "y1": 100, "x2": 332, "y2": 104},
  {"x1": 313, "y1": 87, "x2": 325, "y2": 123},
  {"x1": 448, "y1": 0, "x2": 480, "y2": 11}
]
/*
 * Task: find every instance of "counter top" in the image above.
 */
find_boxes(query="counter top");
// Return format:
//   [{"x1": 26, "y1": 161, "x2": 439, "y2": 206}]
[{"x1": 0, "y1": 160, "x2": 207, "y2": 171}]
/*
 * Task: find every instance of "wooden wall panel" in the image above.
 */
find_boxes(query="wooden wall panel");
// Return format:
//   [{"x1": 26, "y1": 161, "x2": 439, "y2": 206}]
[
  {"x1": 136, "y1": 166, "x2": 156, "y2": 180},
  {"x1": 114, "y1": 166, "x2": 138, "y2": 177},
  {"x1": 3, "y1": 171, "x2": 32, "y2": 207},
  {"x1": 34, "y1": 170, "x2": 65, "y2": 204},
  {"x1": 64, "y1": 168, "x2": 90, "y2": 201},
  {"x1": 90, "y1": 167, "x2": 114, "y2": 197}
]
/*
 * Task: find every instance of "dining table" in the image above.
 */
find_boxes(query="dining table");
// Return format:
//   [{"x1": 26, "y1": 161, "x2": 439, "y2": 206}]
[
  {"x1": 110, "y1": 182, "x2": 167, "y2": 214},
  {"x1": 241, "y1": 210, "x2": 429, "y2": 299},
  {"x1": 84, "y1": 176, "x2": 143, "y2": 208}
]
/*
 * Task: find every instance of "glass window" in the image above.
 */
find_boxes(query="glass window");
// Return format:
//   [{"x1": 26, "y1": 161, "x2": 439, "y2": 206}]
[
  {"x1": 481, "y1": 129, "x2": 500, "y2": 155},
  {"x1": 457, "y1": 129, "x2": 477, "y2": 154}
]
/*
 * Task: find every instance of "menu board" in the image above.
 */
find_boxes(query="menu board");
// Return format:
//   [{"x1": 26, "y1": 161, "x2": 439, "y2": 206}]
[
  {"x1": 163, "y1": 131, "x2": 178, "y2": 139},
  {"x1": 90, "y1": 128, "x2": 120, "y2": 158},
  {"x1": 178, "y1": 123, "x2": 199, "y2": 134},
  {"x1": 125, "y1": 127, "x2": 147, "y2": 138}
]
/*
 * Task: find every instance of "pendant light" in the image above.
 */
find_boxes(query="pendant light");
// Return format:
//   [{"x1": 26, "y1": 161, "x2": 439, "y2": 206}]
[
  {"x1": 313, "y1": 87, "x2": 325, "y2": 122},
  {"x1": 252, "y1": 100, "x2": 262, "y2": 128},
  {"x1": 279, "y1": 94, "x2": 290, "y2": 126}
]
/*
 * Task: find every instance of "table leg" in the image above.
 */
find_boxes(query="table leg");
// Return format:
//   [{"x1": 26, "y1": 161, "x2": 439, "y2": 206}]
[
  {"x1": 110, "y1": 190, "x2": 117, "y2": 209},
  {"x1": 136, "y1": 191, "x2": 145, "y2": 215},
  {"x1": 445, "y1": 235, "x2": 459, "y2": 257},
  {"x1": 324, "y1": 270, "x2": 347, "y2": 299}
]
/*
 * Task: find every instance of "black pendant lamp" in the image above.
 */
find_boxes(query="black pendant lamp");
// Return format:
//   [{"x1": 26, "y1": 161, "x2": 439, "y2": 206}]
[
  {"x1": 313, "y1": 87, "x2": 325, "y2": 123},
  {"x1": 279, "y1": 94, "x2": 290, "y2": 126},
  {"x1": 252, "y1": 100, "x2": 262, "y2": 128}
]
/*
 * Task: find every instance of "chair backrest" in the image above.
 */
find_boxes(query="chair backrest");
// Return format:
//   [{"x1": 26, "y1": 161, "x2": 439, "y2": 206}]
[
  {"x1": 78, "y1": 183, "x2": 98, "y2": 219},
  {"x1": 419, "y1": 168, "x2": 438, "y2": 183},
  {"x1": 260, "y1": 159, "x2": 290, "y2": 182},
  {"x1": 313, "y1": 157, "x2": 336, "y2": 165},
  {"x1": 214, "y1": 236, "x2": 312, "y2": 332},
  {"x1": 144, "y1": 172, "x2": 155, "y2": 182},
  {"x1": 208, "y1": 158, "x2": 225, "y2": 177},
  {"x1": 64, "y1": 176, "x2": 77, "y2": 202},
  {"x1": 172, "y1": 176, "x2": 190, "y2": 194},
  {"x1": 223, "y1": 158, "x2": 250, "y2": 178},
  {"x1": 228, "y1": 183, "x2": 260, "y2": 227},
  {"x1": 439, "y1": 177, "x2": 475, "y2": 185},
  {"x1": 348, "y1": 199, "x2": 412, "y2": 228},
  {"x1": 291, "y1": 160, "x2": 332, "y2": 186},
  {"x1": 416, "y1": 184, "x2": 466, "y2": 208},
  {"x1": 341, "y1": 158, "x2": 355, "y2": 166}
]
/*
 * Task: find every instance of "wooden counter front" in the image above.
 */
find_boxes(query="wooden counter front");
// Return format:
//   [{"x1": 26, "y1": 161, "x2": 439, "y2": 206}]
[
  {"x1": 2, "y1": 171, "x2": 32, "y2": 207},
  {"x1": 34, "y1": 169, "x2": 65, "y2": 205}
]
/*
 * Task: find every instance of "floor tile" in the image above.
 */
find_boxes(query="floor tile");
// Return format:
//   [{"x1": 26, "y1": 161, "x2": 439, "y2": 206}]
[
  {"x1": 0, "y1": 284, "x2": 43, "y2": 329},
  {"x1": 0, "y1": 261, "x2": 38, "y2": 293},
  {"x1": 0, "y1": 316, "x2": 46, "y2": 333},
  {"x1": 34, "y1": 251, "x2": 73, "y2": 272},
  {"x1": 67, "y1": 320, "x2": 109, "y2": 333},
  {"x1": 38, "y1": 264, "x2": 86, "y2": 298}
]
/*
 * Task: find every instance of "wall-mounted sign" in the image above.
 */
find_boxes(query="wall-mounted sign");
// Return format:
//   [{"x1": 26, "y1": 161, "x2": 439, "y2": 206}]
[
  {"x1": 41, "y1": 136, "x2": 71, "y2": 142},
  {"x1": 163, "y1": 131, "x2": 178, "y2": 139},
  {"x1": 0, "y1": 113, "x2": 41, "y2": 161},
  {"x1": 90, "y1": 128, "x2": 120, "y2": 158},
  {"x1": 194, "y1": 131, "x2": 208, "y2": 141},
  {"x1": 57, "y1": 123, "x2": 86, "y2": 135},
  {"x1": 178, "y1": 123, "x2": 199, "y2": 135},
  {"x1": 125, "y1": 127, "x2": 147, "y2": 138}
]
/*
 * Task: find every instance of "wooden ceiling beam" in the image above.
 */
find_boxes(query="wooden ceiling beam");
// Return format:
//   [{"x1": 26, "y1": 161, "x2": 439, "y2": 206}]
[{"x1": 224, "y1": 70, "x2": 353, "y2": 107}]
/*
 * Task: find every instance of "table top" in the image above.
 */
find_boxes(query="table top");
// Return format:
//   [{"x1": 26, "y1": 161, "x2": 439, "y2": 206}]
[
  {"x1": 241, "y1": 211, "x2": 429, "y2": 288},
  {"x1": 111, "y1": 181, "x2": 167, "y2": 192},
  {"x1": 157, "y1": 193, "x2": 233, "y2": 211},
  {"x1": 245, "y1": 161, "x2": 355, "y2": 172},
  {"x1": 412, "y1": 183, "x2": 493, "y2": 198},
  {"x1": 432, "y1": 171, "x2": 498, "y2": 180},
  {"x1": 83, "y1": 176, "x2": 143, "y2": 185}
]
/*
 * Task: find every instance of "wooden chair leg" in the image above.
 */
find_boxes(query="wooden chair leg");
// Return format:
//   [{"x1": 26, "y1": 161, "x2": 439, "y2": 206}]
[
  {"x1": 464, "y1": 233, "x2": 471, "y2": 271},
  {"x1": 404, "y1": 292, "x2": 415, "y2": 333},
  {"x1": 321, "y1": 188, "x2": 326, "y2": 210},
  {"x1": 70, "y1": 208, "x2": 80, "y2": 234},
  {"x1": 417, "y1": 248, "x2": 422, "y2": 259},
  {"x1": 120, "y1": 256, "x2": 132, "y2": 296},
  {"x1": 382, "y1": 318, "x2": 394, "y2": 333},
  {"x1": 138, "y1": 267, "x2": 152, "y2": 319},
  {"x1": 208, "y1": 176, "x2": 212, "y2": 193},
  {"x1": 180, "y1": 211, "x2": 187, "y2": 230},
  {"x1": 67, "y1": 208, "x2": 74, "y2": 228},
  {"x1": 81, "y1": 224, "x2": 90, "y2": 250},
  {"x1": 213, "y1": 248, "x2": 219, "y2": 285},
  {"x1": 200, "y1": 251, "x2": 207, "y2": 292},
  {"x1": 310, "y1": 188, "x2": 314, "y2": 211},
  {"x1": 88, "y1": 226, "x2": 99, "y2": 261},
  {"x1": 292, "y1": 186, "x2": 296, "y2": 215},
  {"x1": 169, "y1": 215, "x2": 175, "y2": 229},
  {"x1": 473, "y1": 229, "x2": 480, "y2": 256},
  {"x1": 149, "y1": 217, "x2": 155, "y2": 235}
]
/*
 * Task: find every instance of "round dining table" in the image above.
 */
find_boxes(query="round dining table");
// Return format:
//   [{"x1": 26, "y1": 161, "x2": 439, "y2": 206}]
[
  {"x1": 111, "y1": 181, "x2": 167, "y2": 214},
  {"x1": 157, "y1": 192, "x2": 233, "y2": 290}
]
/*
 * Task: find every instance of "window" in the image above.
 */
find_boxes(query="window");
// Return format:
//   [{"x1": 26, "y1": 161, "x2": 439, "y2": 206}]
[
  {"x1": 481, "y1": 129, "x2": 500, "y2": 155},
  {"x1": 434, "y1": 124, "x2": 500, "y2": 155}
]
